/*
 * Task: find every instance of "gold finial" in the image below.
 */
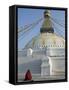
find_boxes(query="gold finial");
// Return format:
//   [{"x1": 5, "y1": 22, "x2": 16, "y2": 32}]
[{"x1": 44, "y1": 10, "x2": 51, "y2": 17}]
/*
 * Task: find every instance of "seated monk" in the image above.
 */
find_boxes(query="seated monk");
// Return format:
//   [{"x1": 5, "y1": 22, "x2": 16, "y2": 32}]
[{"x1": 24, "y1": 69, "x2": 32, "y2": 81}]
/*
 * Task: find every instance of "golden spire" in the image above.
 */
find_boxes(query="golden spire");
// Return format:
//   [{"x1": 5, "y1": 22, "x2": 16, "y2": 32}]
[{"x1": 40, "y1": 10, "x2": 54, "y2": 33}]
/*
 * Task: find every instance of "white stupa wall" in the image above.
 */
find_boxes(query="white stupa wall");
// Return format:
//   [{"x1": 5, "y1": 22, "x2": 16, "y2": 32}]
[
  {"x1": 41, "y1": 56, "x2": 50, "y2": 76},
  {"x1": 18, "y1": 47, "x2": 65, "y2": 80},
  {"x1": 46, "y1": 48, "x2": 65, "y2": 56},
  {"x1": 41, "y1": 66, "x2": 50, "y2": 76},
  {"x1": 50, "y1": 56, "x2": 65, "y2": 75}
]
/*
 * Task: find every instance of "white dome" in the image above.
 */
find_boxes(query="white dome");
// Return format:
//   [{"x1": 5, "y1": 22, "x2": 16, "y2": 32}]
[{"x1": 25, "y1": 33, "x2": 65, "y2": 49}]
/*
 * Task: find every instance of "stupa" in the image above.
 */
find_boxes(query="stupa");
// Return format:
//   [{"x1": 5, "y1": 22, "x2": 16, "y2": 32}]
[{"x1": 18, "y1": 10, "x2": 65, "y2": 81}]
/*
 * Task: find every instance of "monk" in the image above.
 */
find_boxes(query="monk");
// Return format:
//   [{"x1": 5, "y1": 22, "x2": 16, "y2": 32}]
[{"x1": 24, "y1": 69, "x2": 32, "y2": 81}]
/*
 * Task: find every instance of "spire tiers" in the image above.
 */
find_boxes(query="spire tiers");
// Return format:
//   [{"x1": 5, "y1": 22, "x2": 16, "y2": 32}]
[{"x1": 40, "y1": 10, "x2": 54, "y2": 33}]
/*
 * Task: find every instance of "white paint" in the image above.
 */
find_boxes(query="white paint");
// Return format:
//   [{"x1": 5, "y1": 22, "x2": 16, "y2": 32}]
[
  {"x1": 48, "y1": 57, "x2": 53, "y2": 75},
  {"x1": 27, "y1": 48, "x2": 33, "y2": 56},
  {"x1": 51, "y1": 57, "x2": 65, "y2": 75},
  {"x1": 41, "y1": 56, "x2": 50, "y2": 76}
]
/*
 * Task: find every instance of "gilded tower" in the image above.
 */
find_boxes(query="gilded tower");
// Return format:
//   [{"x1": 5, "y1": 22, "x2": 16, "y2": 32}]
[{"x1": 40, "y1": 10, "x2": 54, "y2": 33}]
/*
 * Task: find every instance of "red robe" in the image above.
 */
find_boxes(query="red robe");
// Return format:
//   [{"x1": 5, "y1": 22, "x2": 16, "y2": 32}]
[{"x1": 24, "y1": 70, "x2": 32, "y2": 80}]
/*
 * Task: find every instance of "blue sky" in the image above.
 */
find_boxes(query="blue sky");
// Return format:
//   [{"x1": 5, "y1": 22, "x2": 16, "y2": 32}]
[{"x1": 18, "y1": 8, "x2": 65, "y2": 49}]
